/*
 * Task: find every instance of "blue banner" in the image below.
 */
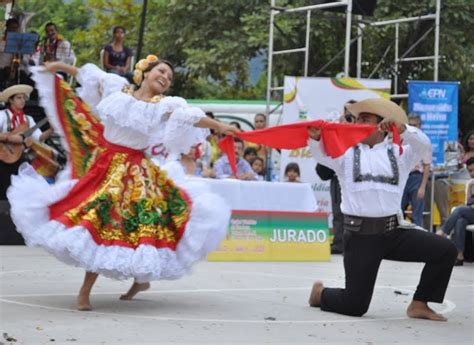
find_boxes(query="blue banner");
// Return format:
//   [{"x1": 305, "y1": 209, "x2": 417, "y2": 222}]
[{"x1": 408, "y1": 81, "x2": 458, "y2": 166}]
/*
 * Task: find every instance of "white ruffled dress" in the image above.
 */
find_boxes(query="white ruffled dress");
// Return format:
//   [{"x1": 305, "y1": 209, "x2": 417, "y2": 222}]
[{"x1": 7, "y1": 64, "x2": 230, "y2": 282}]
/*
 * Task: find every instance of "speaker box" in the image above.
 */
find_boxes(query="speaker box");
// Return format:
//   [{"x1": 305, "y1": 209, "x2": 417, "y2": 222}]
[{"x1": 0, "y1": 201, "x2": 25, "y2": 245}]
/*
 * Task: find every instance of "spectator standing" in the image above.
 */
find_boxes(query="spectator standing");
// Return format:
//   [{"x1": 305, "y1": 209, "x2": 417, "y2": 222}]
[
  {"x1": 401, "y1": 115, "x2": 432, "y2": 227},
  {"x1": 246, "y1": 113, "x2": 269, "y2": 162},
  {"x1": 103, "y1": 26, "x2": 134, "y2": 77}
]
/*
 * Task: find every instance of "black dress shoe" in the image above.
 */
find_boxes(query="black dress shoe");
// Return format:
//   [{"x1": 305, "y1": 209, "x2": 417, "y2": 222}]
[{"x1": 454, "y1": 259, "x2": 464, "y2": 266}]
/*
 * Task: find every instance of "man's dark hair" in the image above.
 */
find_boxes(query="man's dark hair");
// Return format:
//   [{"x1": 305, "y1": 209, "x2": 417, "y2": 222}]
[
  {"x1": 45, "y1": 22, "x2": 57, "y2": 30},
  {"x1": 205, "y1": 111, "x2": 215, "y2": 119},
  {"x1": 466, "y1": 157, "x2": 474, "y2": 167},
  {"x1": 234, "y1": 137, "x2": 244, "y2": 145},
  {"x1": 6, "y1": 17, "x2": 19, "y2": 28}
]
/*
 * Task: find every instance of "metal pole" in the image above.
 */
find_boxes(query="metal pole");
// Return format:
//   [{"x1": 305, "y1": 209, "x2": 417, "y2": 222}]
[
  {"x1": 430, "y1": 173, "x2": 435, "y2": 232},
  {"x1": 434, "y1": 0, "x2": 441, "y2": 81},
  {"x1": 304, "y1": 10, "x2": 311, "y2": 77},
  {"x1": 344, "y1": 0, "x2": 353, "y2": 76},
  {"x1": 266, "y1": 1, "x2": 275, "y2": 123},
  {"x1": 265, "y1": 1, "x2": 276, "y2": 181},
  {"x1": 356, "y1": 17, "x2": 363, "y2": 79},
  {"x1": 136, "y1": 0, "x2": 148, "y2": 61},
  {"x1": 394, "y1": 23, "x2": 399, "y2": 94}
]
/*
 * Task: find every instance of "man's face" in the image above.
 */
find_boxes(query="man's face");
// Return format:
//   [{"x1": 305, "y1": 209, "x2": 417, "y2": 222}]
[
  {"x1": 234, "y1": 142, "x2": 244, "y2": 159},
  {"x1": 468, "y1": 163, "x2": 474, "y2": 179},
  {"x1": 9, "y1": 93, "x2": 26, "y2": 111},
  {"x1": 357, "y1": 113, "x2": 384, "y2": 146},
  {"x1": 46, "y1": 25, "x2": 57, "y2": 40},
  {"x1": 408, "y1": 118, "x2": 421, "y2": 129}
]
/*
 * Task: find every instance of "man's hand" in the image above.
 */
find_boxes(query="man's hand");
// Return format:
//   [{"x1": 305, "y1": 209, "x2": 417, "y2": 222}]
[
  {"x1": 416, "y1": 187, "x2": 426, "y2": 200},
  {"x1": 378, "y1": 119, "x2": 406, "y2": 134},
  {"x1": 0, "y1": 133, "x2": 8, "y2": 142},
  {"x1": 238, "y1": 172, "x2": 256, "y2": 181},
  {"x1": 308, "y1": 127, "x2": 321, "y2": 141}
]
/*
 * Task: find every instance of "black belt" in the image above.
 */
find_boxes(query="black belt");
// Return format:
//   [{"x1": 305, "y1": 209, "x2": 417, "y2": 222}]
[{"x1": 343, "y1": 214, "x2": 398, "y2": 235}]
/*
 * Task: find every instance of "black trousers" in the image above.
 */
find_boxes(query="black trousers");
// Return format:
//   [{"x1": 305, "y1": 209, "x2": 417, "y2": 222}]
[
  {"x1": 330, "y1": 176, "x2": 343, "y2": 251},
  {"x1": 320, "y1": 227, "x2": 457, "y2": 317}
]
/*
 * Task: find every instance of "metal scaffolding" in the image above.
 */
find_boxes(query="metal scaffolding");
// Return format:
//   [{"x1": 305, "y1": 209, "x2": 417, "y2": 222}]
[{"x1": 265, "y1": 0, "x2": 442, "y2": 109}]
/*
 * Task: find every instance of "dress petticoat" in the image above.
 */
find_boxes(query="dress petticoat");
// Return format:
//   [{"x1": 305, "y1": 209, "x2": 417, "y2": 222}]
[{"x1": 7, "y1": 64, "x2": 230, "y2": 282}]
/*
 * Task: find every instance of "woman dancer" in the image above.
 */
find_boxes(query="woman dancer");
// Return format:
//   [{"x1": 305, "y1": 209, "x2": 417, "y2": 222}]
[{"x1": 7, "y1": 55, "x2": 236, "y2": 310}]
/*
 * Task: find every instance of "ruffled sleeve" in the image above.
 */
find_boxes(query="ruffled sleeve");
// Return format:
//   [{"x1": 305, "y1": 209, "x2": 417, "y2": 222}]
[
  {"x1": 75, "y1": 63, "x2": 129, "y2": 113},
  {"x1": 161, "y1": 97, "x2": 209, "y2": 156}
]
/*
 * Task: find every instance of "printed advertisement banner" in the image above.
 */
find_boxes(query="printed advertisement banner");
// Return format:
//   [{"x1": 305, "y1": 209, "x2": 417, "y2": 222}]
[
  {"x1": 408, "y1": 81, "x2": 459, "y2": 166},
  {"x1": 280, "y1": 77, "x2": 391, "y2": 223},
  {"x1": 208, "y1": 210, "x2": 329, "y2": 261}
]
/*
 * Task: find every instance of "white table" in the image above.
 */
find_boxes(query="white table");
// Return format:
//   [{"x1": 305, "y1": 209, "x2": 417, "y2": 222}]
[{"x1": 190, "y1": 178, "x2": 317, "y2": 212}]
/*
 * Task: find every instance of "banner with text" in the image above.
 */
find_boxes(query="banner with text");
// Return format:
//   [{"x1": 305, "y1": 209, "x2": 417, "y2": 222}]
[
  {"x1": 281, "y1": 77, "x2": 391, "y2": 227},
  {"x1": 408, "y1": 81, "x2": 458, "y2": 166},
  {"x1": 208, "y1": 210, "x2": 329, "y2": 261}
]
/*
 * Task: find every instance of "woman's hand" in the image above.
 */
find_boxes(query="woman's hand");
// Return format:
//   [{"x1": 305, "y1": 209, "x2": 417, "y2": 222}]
[
  {"x1": 44, "y1": 61, "x2": 67, "y2": 73},
  {"x1": 44, "y1": 61, "x2": 78, "y2": 77},
  {"x1": 218, "y1": 123, "x2": 239, "y2": 136}
]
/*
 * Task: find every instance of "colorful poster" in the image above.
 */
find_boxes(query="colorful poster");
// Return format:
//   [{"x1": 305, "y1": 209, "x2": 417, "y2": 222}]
[
  {"x1": 208, "y1": 210, "x2": 329, "y2": 261},
  {"x1": 280, "y1": 77, "x2": 391, "y2": 228},
  {"x1": 408, "y1": 81, "x2": 459, "y2": 166}
]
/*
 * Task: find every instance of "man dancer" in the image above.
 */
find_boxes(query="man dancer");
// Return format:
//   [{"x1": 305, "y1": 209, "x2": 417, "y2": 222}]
[{"x1": 307, "y1": 98, "x2": 457, "y2": 321}]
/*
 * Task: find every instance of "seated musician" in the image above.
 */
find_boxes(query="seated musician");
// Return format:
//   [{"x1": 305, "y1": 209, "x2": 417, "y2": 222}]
[
  {"x1": 0, "y1": 18, "x2": 20, "y2": 89},
  {"x1": 0, "y1": 84, "x2": 51, "y2": 199}
]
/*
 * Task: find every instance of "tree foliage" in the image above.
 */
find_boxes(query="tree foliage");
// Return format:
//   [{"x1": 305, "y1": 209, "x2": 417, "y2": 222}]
[{"x1": 5, "y1": 0, "x2": 473, "y2": 132}]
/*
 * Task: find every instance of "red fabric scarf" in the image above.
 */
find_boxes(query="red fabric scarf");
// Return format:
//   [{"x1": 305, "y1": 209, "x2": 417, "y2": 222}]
[
  {"x1": 9, "y1": 107, "x2": 26, "y2": 130},
  {"x1": 218, "y1": 120, "x2": 402, "y2": 176}
]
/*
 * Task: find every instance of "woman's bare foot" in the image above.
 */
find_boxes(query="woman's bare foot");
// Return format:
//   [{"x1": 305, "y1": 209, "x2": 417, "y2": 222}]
[
  {"x1": 119, "y1": 282, "x2": 150, "y2": 300},
  {"x1": 77, "y1": 293, "x2": 92, "y2": 311},
  {"x1": 406, "y1": 300, "x2": 447, "y2": 321},
  {"x1": 308, "y1": 281, "x2": 324, "y2": 307}
]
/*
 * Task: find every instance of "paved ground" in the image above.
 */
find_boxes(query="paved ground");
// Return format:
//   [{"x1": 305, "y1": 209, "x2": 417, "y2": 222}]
[{"x1": 0, "y1": 246, "x2": 473, "y2": 345}]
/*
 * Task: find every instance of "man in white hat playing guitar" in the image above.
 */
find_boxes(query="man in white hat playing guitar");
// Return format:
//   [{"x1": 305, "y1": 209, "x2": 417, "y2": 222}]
[
  {"x1": 307, "y1": 98, "x2": 457, "y2": 321},
  {"x1": 0, "y1": 84, "x2": 50, "y2": 199}
]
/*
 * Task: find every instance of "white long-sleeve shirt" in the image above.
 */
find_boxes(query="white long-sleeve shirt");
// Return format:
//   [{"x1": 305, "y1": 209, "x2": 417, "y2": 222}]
[{"x1": 309, "y1": 125, "x2": 431, "y2": 217}]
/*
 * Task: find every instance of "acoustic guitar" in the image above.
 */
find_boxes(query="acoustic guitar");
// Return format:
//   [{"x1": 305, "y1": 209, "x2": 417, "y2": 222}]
[{"x1": 0, "y1": 117, "x2": 48, "y2": 164}]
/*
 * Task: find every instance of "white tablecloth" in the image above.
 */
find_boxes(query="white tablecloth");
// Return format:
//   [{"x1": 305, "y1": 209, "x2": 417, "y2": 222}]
[{"x1": 190, "y1": 178, "x2": 317, "y2": 212}]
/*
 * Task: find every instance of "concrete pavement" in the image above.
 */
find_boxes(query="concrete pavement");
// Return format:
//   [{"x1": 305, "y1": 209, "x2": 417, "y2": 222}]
[{"x1": 1, "y1": 246, "x2": 473, "y2": 344}]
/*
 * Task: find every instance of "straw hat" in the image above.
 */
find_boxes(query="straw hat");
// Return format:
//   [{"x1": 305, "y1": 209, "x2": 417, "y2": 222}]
[
  {"x1": 0, "y1": 84, "x2": 33, "y2": 103},
  {"x1": 345, "y1": 98, "x2": 408, "y2": 124}
]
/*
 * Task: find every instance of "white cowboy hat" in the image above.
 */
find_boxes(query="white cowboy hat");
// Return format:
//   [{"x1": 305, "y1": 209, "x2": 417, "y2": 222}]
[
  {"x1": 0, "y1": 84, "x2": 33, "y2": 103},
  {"x1": 345, "y1": 98, "x2": 408, "y2": 124}
]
